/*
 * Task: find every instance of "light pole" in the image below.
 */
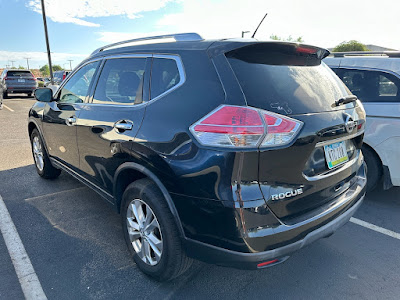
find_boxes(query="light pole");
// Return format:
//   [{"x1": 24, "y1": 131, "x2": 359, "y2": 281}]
[
  {"x1": 241, "y1": 31, "x2": 250, "y2": 38},
  {"x1": 67, "y1": 59, "x2": 73, "y2": 70},
  {"x1": 10, "y1": 61, "x2": 16, "y2": 68},
  {"x1": 24, "y1": 57, "x2": 31, "y2": 70},
  {"x1": 40, "y1": 0, "x2": 54, "y2": 84}
]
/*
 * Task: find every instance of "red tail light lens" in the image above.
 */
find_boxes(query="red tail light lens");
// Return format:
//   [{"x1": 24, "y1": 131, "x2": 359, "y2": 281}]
[
  {"x1": 261, "y1": 111, "x2": 303, "y2": 147},
  {"x1": 190, "y1": 105, "x2": 303, "y2": 148},
  {"x1": 62, "y1": 74, "x2": 66, "y2": 80}
]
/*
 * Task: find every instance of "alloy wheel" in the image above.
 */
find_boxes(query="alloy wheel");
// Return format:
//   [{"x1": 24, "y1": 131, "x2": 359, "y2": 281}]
[{"x1": 126, "y1": 199, "x2": 163, "y2": 266}]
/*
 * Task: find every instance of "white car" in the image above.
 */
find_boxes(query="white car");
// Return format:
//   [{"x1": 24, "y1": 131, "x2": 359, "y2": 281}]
[{"x1": 325, "y1": 52, "x2": 400, "y2": 191}]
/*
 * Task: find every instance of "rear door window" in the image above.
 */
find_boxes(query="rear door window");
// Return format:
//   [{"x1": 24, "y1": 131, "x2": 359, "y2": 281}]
[
  {"x1": 93, "y1": 58, "x2": 147, "y2": 105},
  {"x1": 150, "y1": 58, "x2": 181, "y2": 99},
  {"x1": 334, "y1": 69, "x2": 400, "y2": 103},
  {"x1": 226, "y1": 43, "x2": 351, "y2": 115}
]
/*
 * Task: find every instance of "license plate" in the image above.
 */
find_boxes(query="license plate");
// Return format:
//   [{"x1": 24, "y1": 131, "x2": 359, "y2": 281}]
[
  {"x1": 18, "y1": 79, "x2": 25, "y2": 83},
  {"x1": 324, "y1": 141, "x2": 349, "y2": 169}
]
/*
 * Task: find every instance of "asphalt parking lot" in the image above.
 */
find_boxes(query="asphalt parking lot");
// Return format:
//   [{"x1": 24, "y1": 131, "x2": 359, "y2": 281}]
[{"x1": 1, "y1": 95, "x2": 399, "y2": 300}]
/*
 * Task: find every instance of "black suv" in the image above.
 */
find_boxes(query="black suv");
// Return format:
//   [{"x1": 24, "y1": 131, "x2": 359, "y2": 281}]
[{"x1": 29, "y1": 33, "x2": 367, "y2": 281}]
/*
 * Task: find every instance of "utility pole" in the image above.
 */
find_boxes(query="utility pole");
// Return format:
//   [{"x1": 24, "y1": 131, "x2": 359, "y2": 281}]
[
  {"x1": 10, "y1": 61, "x2": 16, "y2": 68},
  {"x1": 67, "y1": 59, "x2": 73, "y2": 70},
  {"x1": 24, "y1": 57, "x2": 31, "y2": 70},
  {"x1": 40, "y1": 0, "x2": 54, "y2": 84}
]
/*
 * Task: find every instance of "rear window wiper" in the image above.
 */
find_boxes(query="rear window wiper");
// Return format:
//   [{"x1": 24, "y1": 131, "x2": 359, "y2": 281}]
[{"x1": 335, "y1": 95, "x2": 358, "y2": 106}]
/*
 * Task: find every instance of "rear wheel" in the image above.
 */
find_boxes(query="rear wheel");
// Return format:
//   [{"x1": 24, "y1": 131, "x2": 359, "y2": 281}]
[
  {"x1": 30, "y1": 128, "x2": 61, "y2": 179},
  {"x1": 121, "y1": 178, "x2": 192, "y2": 281},
  {"x1": 27, "y1": 92, "x2": 32, "y2": 97},
  {"x1": 362, "y1": 145, "x2": 382, "y2": 192},
  {"x1": 3, "y1": 91, "x2": 8, "y2": 99}
]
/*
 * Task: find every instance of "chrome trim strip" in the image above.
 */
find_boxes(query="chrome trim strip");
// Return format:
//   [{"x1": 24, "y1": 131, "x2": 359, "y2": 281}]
[{"x1": 315, "y1": 129, "x2": 364, "y2": 147}]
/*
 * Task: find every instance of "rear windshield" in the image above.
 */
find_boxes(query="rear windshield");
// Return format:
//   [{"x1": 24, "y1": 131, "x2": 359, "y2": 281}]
[
  {"x1": 226, "y1": 44, "x2": 352, "y2": 115},
  {"x1": 7, "y1": 71, "x2": 33, "y2": 77}
]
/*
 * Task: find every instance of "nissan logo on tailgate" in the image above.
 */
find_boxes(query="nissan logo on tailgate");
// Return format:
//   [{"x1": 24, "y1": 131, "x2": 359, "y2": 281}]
[{"x1": 344, "y1": 114, "x2": 356, "y2": 133}]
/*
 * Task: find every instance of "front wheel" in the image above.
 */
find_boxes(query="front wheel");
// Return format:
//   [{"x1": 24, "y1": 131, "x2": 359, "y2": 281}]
[
  {"x1": 121, "y1": 178, "x2": 192, "y2": 281},
  {"x1": 30, "y1": 128, "x2": 61, "y2": 179}
]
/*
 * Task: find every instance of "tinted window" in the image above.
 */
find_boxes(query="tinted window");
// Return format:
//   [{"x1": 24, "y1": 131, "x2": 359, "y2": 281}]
[
  {"x1": 334, "y1": 69, "x2": 400, "y2": 102},
  {"x1": 226, "y1": 45, "x2": 349, "y2": 115},
  {"x1": 93, "y1": 58, "x2": 146, "y2": 105},
  {"x1": 150, "y1": 58, "x2": 180, "y2": 99},
  {"x1": 7, "y1": 71, "x2": 33, "y2": 77},
  {"x1": 58, "y1": 61, "x2": 99, "y2": 104}
]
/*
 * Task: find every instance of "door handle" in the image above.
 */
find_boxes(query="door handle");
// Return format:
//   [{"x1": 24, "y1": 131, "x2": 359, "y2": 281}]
[
  {"x1": 66, "y1": 116, "x2": 76, "y2": 126},
  {"x1": 114, "y1": 120, "x2": 133, "y2": 132}
]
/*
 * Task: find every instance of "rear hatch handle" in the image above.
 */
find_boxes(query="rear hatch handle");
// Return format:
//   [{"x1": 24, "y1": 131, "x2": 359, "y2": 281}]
[{"x1": 335, "y1": 95, "x2": 358, "y2": 106}]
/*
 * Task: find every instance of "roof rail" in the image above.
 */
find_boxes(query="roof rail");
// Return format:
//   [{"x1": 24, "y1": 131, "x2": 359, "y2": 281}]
[
  {"x1": 91, "y1": 33, "x2": 203, "y2": 55},
  {"x1": 331, "y1": 51, "x2": 400, "y2": 58}
]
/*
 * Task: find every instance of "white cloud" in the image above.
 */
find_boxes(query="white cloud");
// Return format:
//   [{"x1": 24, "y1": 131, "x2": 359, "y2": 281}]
[
  {"x1": 27, "y1": 0, "x2": 174, "y2": 27},
  {"x1": 0, "y1": 51, "x2": 87, "y2": 69},
  {"x1": 155, "y1": 0, "x2": 400, "y2": 50}
]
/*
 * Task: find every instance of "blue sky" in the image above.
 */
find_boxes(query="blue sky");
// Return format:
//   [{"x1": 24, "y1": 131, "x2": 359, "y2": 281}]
[{"x1": 1, "y1": 0, "x2": 399, "y2": 69}]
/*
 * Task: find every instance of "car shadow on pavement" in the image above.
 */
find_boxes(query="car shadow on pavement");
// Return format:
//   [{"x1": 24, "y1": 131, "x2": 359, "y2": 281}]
[{"x1": 1, "y1": 165, "x2": 399, "y2": 300}]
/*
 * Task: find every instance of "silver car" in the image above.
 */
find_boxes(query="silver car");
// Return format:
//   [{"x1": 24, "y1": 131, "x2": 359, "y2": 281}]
[{"x1": 0, "y1": 69, "x2": 38, "y2": 98}]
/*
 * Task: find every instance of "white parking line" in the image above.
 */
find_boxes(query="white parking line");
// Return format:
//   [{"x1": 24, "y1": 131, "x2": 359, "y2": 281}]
[
  {"x1": 2, "y1": 104, "x2": 14, "y2": 112},
  {"x1": 0, "y1": 194, "x2": 47, "y2": 300},
  {"x1": 350, "y1": 217, "x2": 400, "y2": 240}
]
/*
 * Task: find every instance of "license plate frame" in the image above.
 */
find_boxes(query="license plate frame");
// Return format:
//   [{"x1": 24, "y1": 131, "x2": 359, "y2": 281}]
[
  {"x1": 18, "y1": 79, "x2": 25, "y2": 83},
  {"x1": 324, "y1": 141, "x2": 349, "y2": 169}
]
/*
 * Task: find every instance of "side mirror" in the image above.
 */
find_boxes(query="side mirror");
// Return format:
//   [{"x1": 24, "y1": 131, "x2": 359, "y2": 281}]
[{"x1": 34, "y1": 88, "x2": 53, "y2": 102}]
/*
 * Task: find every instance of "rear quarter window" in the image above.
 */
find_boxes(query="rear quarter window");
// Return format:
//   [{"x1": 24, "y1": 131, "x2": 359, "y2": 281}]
[{"x1": 333, "y1": 68, "x2": 400, "y2": 103}]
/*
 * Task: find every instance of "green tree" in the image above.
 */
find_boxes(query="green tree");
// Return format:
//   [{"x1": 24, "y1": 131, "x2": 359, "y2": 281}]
[
  {"x1": 52, "y1": 65, "x2": 63, "y2": 71},
  {"x1": 40, "y1": 65, "x2": 50, "y2": 76},
  {"x1": 333, "y1": 40, "x2": 369, "y2": 52},
  {"x1": 39, "y1": 64, "x2": 64, "y2": 76},
  {"x1": 18, "y1": 66, "x2": 25, "y2": 69},
  {"x1": 270, "y1": 34, "x2": 304, "y2": 43}
]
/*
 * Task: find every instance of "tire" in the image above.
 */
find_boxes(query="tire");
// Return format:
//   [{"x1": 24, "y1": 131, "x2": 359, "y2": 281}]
[
  {"x1": 362, "y1": 145, "x2": 382, "y2": 192},
  {"x1": 3, "y1": 91, "x2": 8, "y2": 99},
  {"x1": 30, "y1": 128, "x2": 61, "y2": 179},
  {"x1": 27, "y1": 93, "x2": 32, "y2": 97},
  {"x1": 121, "y1": 178, "x2": 192, "y2": 281}
]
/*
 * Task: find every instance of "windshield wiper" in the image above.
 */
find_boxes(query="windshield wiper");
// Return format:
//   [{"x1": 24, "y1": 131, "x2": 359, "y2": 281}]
[{"x1": 335, "y1": 95, "x2": 358, "y2": 106}]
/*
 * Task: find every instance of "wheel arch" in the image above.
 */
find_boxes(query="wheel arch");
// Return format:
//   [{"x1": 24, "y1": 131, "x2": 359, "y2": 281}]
[{"x1": 113, "y1": 162, "x2": 185, "y2": 238}]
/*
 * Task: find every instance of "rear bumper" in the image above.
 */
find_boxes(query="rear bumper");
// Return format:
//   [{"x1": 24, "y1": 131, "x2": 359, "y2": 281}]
[{"x1": 183, "y1": 163, "x2": 366, "y2": 269}]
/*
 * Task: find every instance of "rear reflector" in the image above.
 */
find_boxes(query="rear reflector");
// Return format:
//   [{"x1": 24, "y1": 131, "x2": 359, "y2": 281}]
[
  {"x1": 257, "y1": 259, "x2": 279, "y2": 268},
  {"x1": 190, "y1": 105, "x2": 303, "y2": 149}
]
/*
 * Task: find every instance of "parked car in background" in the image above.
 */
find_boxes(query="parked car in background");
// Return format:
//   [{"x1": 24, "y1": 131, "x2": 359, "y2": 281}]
[
  {"x1": 0, "y1": 69, "x2": 37, "y2": 97},
  {"x1": 44, "y1": 70, "x2": 71, "y2": 86},
  {"x1": 29, "y1": 34, "x2": 366, "y2": 281},
  {"x1": 325, "y1": 52, "x2": 400, "y2": 191}
]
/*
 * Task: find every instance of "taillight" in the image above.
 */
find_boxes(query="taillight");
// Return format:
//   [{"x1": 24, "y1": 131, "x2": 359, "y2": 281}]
[
  {"x1": 62, "y1": 74, "x2": 66, "y2": 80},
  {"x1": 260, "y1": 111, "x2": 302, "y2": 147},
  {"x1": 190, "y1": 105, "x2": 303, "y2": 149}
]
